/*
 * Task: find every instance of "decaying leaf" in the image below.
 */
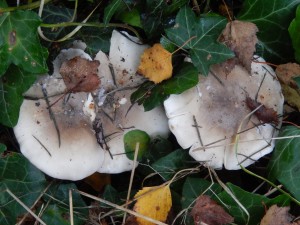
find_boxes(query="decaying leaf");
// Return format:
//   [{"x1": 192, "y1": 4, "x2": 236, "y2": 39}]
[
  {"x1": 132, "y1": 185, "x2": 172, "y2": 225},
  {"x1": 245, "y1": 97, "x2": 279, "y2": 125},
  {"x1": 260, "y1": 205, "x2": 293, "y2": 225},
  {"x1": 137, "y1": 44, "x2": 172, "y2": 84},
  {"x1": 276, "y1": 63, "x2": 300, "y2": 110},
  {"x1": 191, "y1": 195, "x2": 234, "y2": 225},
  {"x1": 219, "y1": 20, "x2": 258, "y2": 73},
  {"x1": 60, "y1": 56, "x2": 100, "y2": 92}
]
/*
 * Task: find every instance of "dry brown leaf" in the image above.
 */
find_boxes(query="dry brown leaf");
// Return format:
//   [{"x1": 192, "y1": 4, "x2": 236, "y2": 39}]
[
  {"x1": 132, "y1": 186, "x2": 172, "y2": 225},
  {"x1": 83, "y1": 172, "x2": 111, "y2": 192},
  {"x1": 191, "y1": 195, "x2": 234, "y2": 225},
  {"x1": 260, "y1": 205, "x2": 293, "y2": 225},
  {"x1": 276, "y1": 63, "x2": 300, "y2": 88},
  {"x1": 276, "y1": 63, "x2": 300, "y2": 111},
  {"x1": 137, "y1": 44, "x2": 172, "y2": 84},
  {"x1": 60, "y1": 56, "x2": 100, "y2": 92},
  {"x1": 219, "y1": 20, "x2": 258, "y2": 73}
]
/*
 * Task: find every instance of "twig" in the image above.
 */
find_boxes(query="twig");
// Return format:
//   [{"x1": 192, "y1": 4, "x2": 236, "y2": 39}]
[
  {"x1": 32, "y1": 135, "x2": 52, "y2": 157},
  {"x1": 69, "y1": 189, "x2": 74, "y2": 225},
  {"x1": 5, "y1": 189, "x2": 46, "y2": 225},
  {"x1": 122, "y1": 142, "x2": 140, "y2": 224},
  {"x1": 72, "y1": 189, "x2": 168, "y2": 225},
  {"x1": 42, "y1": 86, "x2": 61, "y2": 147}
]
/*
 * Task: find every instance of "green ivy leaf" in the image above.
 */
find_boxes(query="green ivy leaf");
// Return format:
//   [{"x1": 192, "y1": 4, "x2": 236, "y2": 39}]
[
  {"x1": 268, "y1": 126, "x2": 300, "y2": 201},
  {"x1": 216, "y1": 183, "x2": 290, "y2": 225},
  {"x1": 181, "y1": 177, "x2": 222, "y2": 209},
  {"x1": 41, "y1": 4, "x2": 74, "y2": 41},
  {"x1": 165, "y1": 7, "x2": 234, "y2": 75},
  {"x1": 293, "y1": 76, "x2": 300, "y2": 88},
  {"x1": 131, "y1": 62, "x2": 198, "y2": 111},
  {"x1": 0, "y1": 151, "x2": 47, "y2": 225},
  {"x1": 0, "y1": 10, "x2": 48, "y2": 75},
  {"x1": 151, "y1": 149, "x2": 194, "y2": 180},
  {"x1": 124, "y1": 130, "x2": 150, "y2": 160},
  {"x1": 103, "y1": 0, "x2": 123, "y2": 25},
  {"x1": 289, "y1": 4, "x2": 300, "y2": 63},
  {"x1": 238, "y1": 0, "x2": 300, "y2": 64},
  {"x1": 0, "y1": 65, "x2": 37, "y2": 127},
  {"x1": 75, "y1": 27, "x2": 113, "y2": 54},
  {"x1": 42, "y1": 183, "x2": 88, "y2": 225}
]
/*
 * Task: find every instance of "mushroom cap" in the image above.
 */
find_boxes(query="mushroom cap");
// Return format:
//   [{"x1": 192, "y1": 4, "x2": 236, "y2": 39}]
[
  {"x1": 14, "y1": 93, "x2": 104, "y2": 180},
  {"x1": 94, "y1": 31, "x2": 170, "y2": 173},
  {"x1": 164, "y1": 57, "x2": 283, "y2": 170}
]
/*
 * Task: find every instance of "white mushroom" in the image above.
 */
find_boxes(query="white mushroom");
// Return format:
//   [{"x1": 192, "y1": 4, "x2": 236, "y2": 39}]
[
  {"x1": 14, "y1": 31, "x2": 170, "y2": 179},
  {"x1": 164, "y1": 57, "x2": 283, "y2": 170},
  {"x1": 14, "y1": 92, "x2": 104, "y2": 181},
  {"x1": 94, "y1": 31, "x2": 170, "y2": 173}
]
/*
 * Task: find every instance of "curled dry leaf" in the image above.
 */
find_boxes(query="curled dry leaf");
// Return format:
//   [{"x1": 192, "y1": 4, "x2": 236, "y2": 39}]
[
  {"x1": 219, "y1": 20, "x2": 258, "y2": 73},
  {"x1": 245, "y1": 97, "x2": 279, "y2": 125},
  {"x1": 137, "y1": 43, "x2": 172, "y2": 84},
  {"x1": 276, "y1": 63, "x2": 300, "y2": 111},
  {"x1": 60, "y1": 56, "x2": 100, "y2": 92},
  {"x1": 132, "y1": 186, "x2": 172, "y2": 225},
  {"x1": 260, "y1": 205, "x2": 293, "y2": 225},
  {"x1": 191, "y1": 195, "x2": 234, "y2": 225}
]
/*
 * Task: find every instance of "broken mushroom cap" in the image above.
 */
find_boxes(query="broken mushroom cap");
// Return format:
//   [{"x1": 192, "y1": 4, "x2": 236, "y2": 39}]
[
  {"x1": 94, "y1": 31, "x2": 170, "y2": 173},
  {"x1": 14, "y1": 47, "x2": 105, "y2": 180},
  {"x1": 164, "y1": 56, "x2": 283, "y2": 170}
]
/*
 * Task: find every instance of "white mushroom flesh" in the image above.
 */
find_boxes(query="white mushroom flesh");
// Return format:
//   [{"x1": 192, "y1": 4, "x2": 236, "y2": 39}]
[{"x1": 164, "y1": 57, "x2": 283, "y2": 170}]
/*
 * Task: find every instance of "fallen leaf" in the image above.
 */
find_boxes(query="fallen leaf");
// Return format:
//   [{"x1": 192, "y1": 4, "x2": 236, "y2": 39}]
[
  {"x1": 137, "y1": 44, "x2": 172, "y2": 84},
  {"x1": 260, "y1": 205, "x2": 293, "y2": 225},
  {"x1": 83, "y1": 172, "x2": 111, "y2": 192},
  {"x1": 60, "y1": 56, "x2": 100, "y2": 92},
  {"x1": 132, "y1": 185, "x2": 172, "y2": 225},
  {"x1": 191, "y1": 195, "x2": 234, "y2": 225},
  {"x1": 245, "y1": 97, "x2": 279, "y2": 125},
  {"x1": 276, "y1": 63, "x2": 300, "y2": 110},
  {"x1": 219, "y1": 20, "x2": 258, "y2": 73},
  {"x1": 276, "y1": 63, "x2": 300, "y2": 88}
]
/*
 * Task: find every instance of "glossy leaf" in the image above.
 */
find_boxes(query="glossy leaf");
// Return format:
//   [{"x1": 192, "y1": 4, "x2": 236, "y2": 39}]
[
  {"x1": 103, "y1": 0, "x2": 123, "y2": 25},
  {"x1": 268, "y1": 126, "x2": 300, "y2": 201},
  {"x1": 131, "y1": 62, "x2": 198, "y2": 111},
  {"x1": 216, "y1": 183, "x2": 290, "y2": 225},
  {"x1": 0, "y1": 65, "x2": 37, "y2": 127},
  {"x1": 0, "y1": 151, "x2": 46, "y2": 225},
  {"x1": 124, "y1": 130, "x2": 150, "y2": 160},
  {"x1": 42, "y1": 183, "x2": 88, "y2": 225},
  {"x1": 41, "y1": 4, "x2": 74, "y2": 41},
  {"x1": 0, "y1": 10, "x2": 48, "y2": 75},
  {"x1": 151, "y1": 149, "x2": 194, "y2": 180},
  {"x1": 289, "y1": 5, "x2": 300, "y2": 63},
  {"x1": 165, "y1": 7, "x2": 234, "y2": 75},
  {"x1": 181, "y1": 177, "x2": 222, "y2": 209},
  {"x1": 238, "y1": 0, "x2": 300, "y2": 64}
]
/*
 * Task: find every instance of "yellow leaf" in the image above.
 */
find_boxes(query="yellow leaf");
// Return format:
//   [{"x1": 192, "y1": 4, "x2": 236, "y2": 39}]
[
  {"x1": 137, "y1": 44, "x2": 172, "y2": 84},
  {"x1": 133, "y1": 186, "x2": 172, "y2": 225}
]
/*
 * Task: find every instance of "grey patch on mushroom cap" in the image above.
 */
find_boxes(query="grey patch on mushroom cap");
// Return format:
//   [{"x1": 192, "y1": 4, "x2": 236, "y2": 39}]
[
  {"x1": 164, "y1": 57, "x2": 284, "y2": 170},
  {"x1": 14, "y1": 93, "x2": 104, "y2": 180}
]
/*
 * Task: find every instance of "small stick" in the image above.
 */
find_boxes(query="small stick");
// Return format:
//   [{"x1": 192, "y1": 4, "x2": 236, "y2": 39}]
[
  {"x1": 5, "y1": 189, "x2": 46, "y2": 225},
  {"x1": 122, "y1": 142, "x2": 140, "y2": 224},
  {"x1": 72, "y1": 189, "x2": 168, "y2": 225},
  {"x1": 42, "y1": 86, "x2": 61, "y2": 147},
  {"x1": 32, "y1": 135, "x2": 52, "y2": 157},
  {"x1": 69, "y1": 189, "x2": 74, "y2": 225}
]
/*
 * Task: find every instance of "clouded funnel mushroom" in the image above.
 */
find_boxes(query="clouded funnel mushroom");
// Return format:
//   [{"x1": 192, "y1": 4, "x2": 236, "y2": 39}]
[
  {"x1": 164, "y1": 57, "x2": 283, "y2": 170},
  {"x1": 14, "y1": 31, "x2": 170, "y2": 180}
]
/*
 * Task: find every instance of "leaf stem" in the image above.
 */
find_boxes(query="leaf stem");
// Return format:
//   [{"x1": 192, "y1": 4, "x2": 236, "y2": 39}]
[
  {"x1": 40, "y1": 22, "x2": 141, "y2": 40},
  {"x1": 0, "y1": 0, "x2": 52, "y2": 12}
]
